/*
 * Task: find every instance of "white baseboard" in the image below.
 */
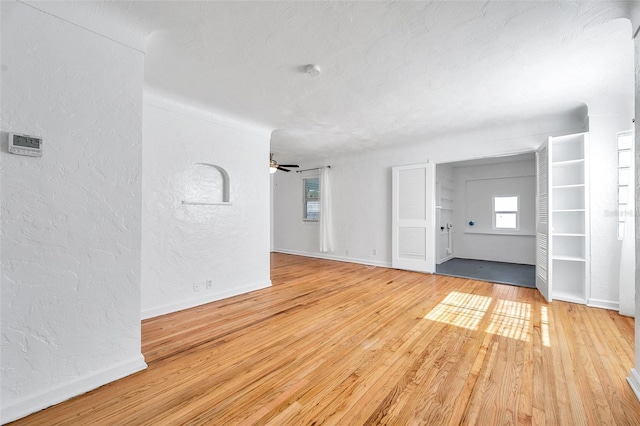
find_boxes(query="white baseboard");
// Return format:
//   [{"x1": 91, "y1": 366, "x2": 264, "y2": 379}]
[
  {"x1": 628, "y1": 368, "x2": 640, "y2": 402},
  {"x1": 141, "y1": 280, "x2": 272, "y2": 320},
  {"x1": 436, "y1": 255, "x2": 455, "y2": 265},
  {"x1": 1, "y1": 354, "x2": 147, "y2": 424},
  {"x1": 273, "y1": 248, "x2": 392, "y2": 268},
  {"x1": 587, "y1": 298, "x2": 619, "y2": 311}
]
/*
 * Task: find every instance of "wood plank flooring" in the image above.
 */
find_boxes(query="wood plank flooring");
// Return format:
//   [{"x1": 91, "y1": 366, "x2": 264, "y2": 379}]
[{"x1": 10, "y1": 253, "x2": 640, "y2": 425}]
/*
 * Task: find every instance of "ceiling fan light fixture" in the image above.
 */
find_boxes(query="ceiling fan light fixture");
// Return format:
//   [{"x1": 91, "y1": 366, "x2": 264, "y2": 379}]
[
  {"x1": 269, "y1": 153, "x2": 299, "y2": 173},
  {"x1": 305, "y1": 64, "x2": 321, "y2": 76}
]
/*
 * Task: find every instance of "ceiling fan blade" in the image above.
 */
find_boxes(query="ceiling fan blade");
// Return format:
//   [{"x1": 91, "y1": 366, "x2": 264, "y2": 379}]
[
  {"x1": 278, "y1": 164, "x2": 299, "y2": 168},
  {"x1": 277, "y1": 166, "x2": 291, "y2": 172}
]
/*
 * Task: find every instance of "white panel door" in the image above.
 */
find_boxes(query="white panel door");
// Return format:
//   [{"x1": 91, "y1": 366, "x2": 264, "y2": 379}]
[
  {"x1": 536, "y1": 141, "x2": 551, "y2": 301},
  {"x1": 392, "y1": 162, "x2": 436, "y2": 273}
]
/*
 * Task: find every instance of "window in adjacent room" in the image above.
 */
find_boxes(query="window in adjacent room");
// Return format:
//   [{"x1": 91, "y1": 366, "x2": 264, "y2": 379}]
[
  {"x1": 494, "y1": 195, "x2": 518, "y2": 230},
  {"x1": 303, "y1": 177, "x2": 320, "y2": 221},
  {"x1": 617, "y1": 130, "x2": 633, "y2": 239}
]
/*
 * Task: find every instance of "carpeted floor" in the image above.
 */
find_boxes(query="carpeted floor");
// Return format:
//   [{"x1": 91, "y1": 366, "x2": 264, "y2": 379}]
[{"x1": 436, "y1": 258, "x2": 536, "y2": 288}]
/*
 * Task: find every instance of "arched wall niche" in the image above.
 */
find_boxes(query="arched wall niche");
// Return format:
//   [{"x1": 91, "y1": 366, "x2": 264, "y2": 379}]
[{"x1": 181, "y1": 162, "x2": 231, "y2": 205}]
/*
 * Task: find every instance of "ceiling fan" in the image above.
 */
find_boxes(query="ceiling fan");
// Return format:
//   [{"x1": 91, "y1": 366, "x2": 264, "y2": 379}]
[{"x1": 270, "y1": 153, "x2": 299, "y2": 173}]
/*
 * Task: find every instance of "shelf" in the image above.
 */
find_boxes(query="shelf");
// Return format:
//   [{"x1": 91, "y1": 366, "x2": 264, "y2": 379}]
[
  {"x1": 548, "y1": 132, "x2": 588, "y2": 305},
  {"x1": 552, "y1": 258, "x2": 586, "y2": 302},
  {"x1": 552, "y1": 185, "x2": 584, "y2": 210},
  {"x1": 552, "y1": 255, "x2": 586, "y2": 262},
  {"x1": 552, "y1": 211, "x2": 585, "y2": 234},
  {"x1": 552, "y1": 158, "x2": 585, "y2": 166},
  {"x1": 552, "y1": 233, "x2": 585, "y2": 259},
  {"x1": 552, "y1": 160, "x2": 585, "y2": 186},
  {"x1": 435, "y1": 206, "x2": 453, "y2": 211},
  {"x1": 465, "y1": 230, "x2": 535, "y2": 236},
  {"x1": 552, "y1": 135, "x2": 585, "y2": 162},
  {"x1": 552, "y1": 184, "x2": 585, "y2": 189}
]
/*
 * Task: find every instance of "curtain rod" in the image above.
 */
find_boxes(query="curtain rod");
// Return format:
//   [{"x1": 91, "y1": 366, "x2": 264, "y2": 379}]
[{"x1": 296, "y1": 165, "x2": 331, "y2": 173}]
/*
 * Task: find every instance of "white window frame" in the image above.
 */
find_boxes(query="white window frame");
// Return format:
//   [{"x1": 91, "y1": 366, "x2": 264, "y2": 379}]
[
  {"x1": 493, "y1": 195, "x2": 519, "y2": 230},
  {"x1": 302, "y1": 177, "x2": 320, "y2": 222}
]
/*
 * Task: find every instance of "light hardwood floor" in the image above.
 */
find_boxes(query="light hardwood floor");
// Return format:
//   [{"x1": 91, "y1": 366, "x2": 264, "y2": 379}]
[{"x1": 10, "y1": 253, "x2": 640, "y2": 425}]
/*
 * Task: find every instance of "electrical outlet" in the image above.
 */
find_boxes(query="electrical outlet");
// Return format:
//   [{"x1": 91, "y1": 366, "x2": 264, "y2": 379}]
[
  {"x1": 206, "y1": 280, "x2": 213, "y2": 289},
  {"x1": 372, "y1": 249, "x2": 376, "y2": 256},
  {"x1": 345, "y1": 249, "x2": 350, "y2": 256},
  {"x1": 193, "y1": 282, "x2": 202, "y2": 292}
]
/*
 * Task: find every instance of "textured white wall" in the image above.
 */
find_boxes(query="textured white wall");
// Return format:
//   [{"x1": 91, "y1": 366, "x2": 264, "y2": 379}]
[
  {"x1": 452, "y1": 160, "x2": 536, "y2": 265},
  {"x1": 634, "y1": 10, "x2": 640, "y2": 383},
  {"x1": 273, "y1": 107, "x2": 629, "y2": 307},
  {"x1": 589, "y1": 114, "x2": 632, "y2": 309},
  {"x1": 141, "y1": 93, "x2": 271, "y2": 318},
  {"x1": 275, "y1": 152, "x2": 418, "y2": 266},
  {"x1": 273, "y1": 114, "x2": 586, "y2": 267},
  {"x1": 436, "y1": 164, "x2": 454, "y2": 263},
  {"x1": 0, "y1": 1, "x2": 145, "y2": 422}
]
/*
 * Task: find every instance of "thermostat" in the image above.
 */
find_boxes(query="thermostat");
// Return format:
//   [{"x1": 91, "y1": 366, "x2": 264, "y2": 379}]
[{"x1": 9, "y1": 133, "x2": 43, "y2": 157}]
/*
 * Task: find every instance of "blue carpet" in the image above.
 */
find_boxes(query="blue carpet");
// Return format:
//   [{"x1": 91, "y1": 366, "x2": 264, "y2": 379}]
[{"x1": 436, "y1": 258, "x2": 536, "y2": 288}]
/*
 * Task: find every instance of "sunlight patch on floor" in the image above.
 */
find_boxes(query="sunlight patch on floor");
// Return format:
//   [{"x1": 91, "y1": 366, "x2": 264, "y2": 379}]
[
  {"x1": 541, "y1": 306, "x2": 551, "y2": 347},
  {"x1": 485, "y1": 299, "x2": 531, "y2": 342},
  {"x1": 424, "y1": 291, "x2": 492, "y2": 331},
  {"x1": 424, "y1": 291, "x2": 538, "y2": 343}
]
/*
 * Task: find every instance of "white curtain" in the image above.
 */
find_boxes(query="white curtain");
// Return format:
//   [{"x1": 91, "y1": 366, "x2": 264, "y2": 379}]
[{"x1": 319, "y1": 166, "x2": 334, "y2": 252}]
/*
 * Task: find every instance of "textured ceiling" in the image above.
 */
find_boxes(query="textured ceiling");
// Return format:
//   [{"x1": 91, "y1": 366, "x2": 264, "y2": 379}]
[{"x1": 26, "y1": 1, "x2": 635, "y2": 163}]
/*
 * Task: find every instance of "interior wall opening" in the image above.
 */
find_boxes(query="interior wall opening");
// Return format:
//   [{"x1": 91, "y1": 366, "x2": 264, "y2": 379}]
[{"x1": 435, "y1": 152, "x2": 537, "y2": 288}]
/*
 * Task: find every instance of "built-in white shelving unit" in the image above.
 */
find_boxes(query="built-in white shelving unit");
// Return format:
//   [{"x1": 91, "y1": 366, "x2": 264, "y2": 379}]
[{"x1": 549, "y1": 133, "x2": 589, "y2": 304}]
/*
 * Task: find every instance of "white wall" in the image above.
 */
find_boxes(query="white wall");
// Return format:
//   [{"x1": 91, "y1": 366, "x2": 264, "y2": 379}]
[
  {"x1": 0, "y1": 2, "x2": 145, "y2": 422},
  {"x1": 273, "y1": 105, "x2": 631, "y2": 308},
  {"x1": 273, "y1": 113, "x2": 587, "y2": 267},
  {"x1": 633, "y1": 7, "x2": 640, "y2": 391},
  {"x1": 588, "y1": 114, "x2": 634, "y2": 310},
  {"x1": 452, "y1": 160, "x2": 536, "y2": 265},
  {"x1": 436, "y1": 164, "x2": 454, "y2": 263},
  {"x1": 141, "y1": 92, "x2": 272, "y2": 318}
]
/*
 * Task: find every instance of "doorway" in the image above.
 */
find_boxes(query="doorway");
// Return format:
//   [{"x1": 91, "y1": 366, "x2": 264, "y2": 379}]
[{"x1": 434, "y1": 153, "x2": 537, "y2": 288}]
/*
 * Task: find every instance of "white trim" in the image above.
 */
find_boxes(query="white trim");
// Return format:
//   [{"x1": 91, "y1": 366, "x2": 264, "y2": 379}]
[
  {"x1": 1, "y1": 355, "x2": 147, "y2": 424},
  {"x1": 273, "y1": 248, "x2": 391, "y2": 268},
  {"x1": 464, "y1": 230, "x2": 535, "y2": 236},
  {"x1": 628, "y1": 369, "x2": 640, "y2": 402},
  {"x1": 141, "y1": 280, "x2": 272, "y2": 320},
  {"x1": 587, "y1": 298, "x2": 619, "y2": 311},
  {"x1": 552, "y1": 294, "x2": 586, "y2": 305},
  {"x1": 493, "y1": 195, "x2": 520, "y2": 231},
  {"x1": 181, "y1": 201, "x2": 232, "y2": 206},
  {"x1": 302, "y1": 176, "x2": 320, "y2": 222},
  {"x1": 436, "y1": 254, "x2": 455, "y2": 265}
]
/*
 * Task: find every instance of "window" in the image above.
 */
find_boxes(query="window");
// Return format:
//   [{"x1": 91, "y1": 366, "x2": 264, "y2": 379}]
[
  {"x1": 617, "y1": 130, "x2": 633, "y2": 239},
  {"x1": 494, "y1": 196, "x2": 518, "y2": 230},
  {"x1": 303, "y1": 177, "x2": 320, "y2": 221}
]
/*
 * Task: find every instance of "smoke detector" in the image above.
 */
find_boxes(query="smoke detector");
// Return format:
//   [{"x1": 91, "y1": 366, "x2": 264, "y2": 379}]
[{"x1": 305, "y1": 64, "x2": 321, "y2": 76}]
